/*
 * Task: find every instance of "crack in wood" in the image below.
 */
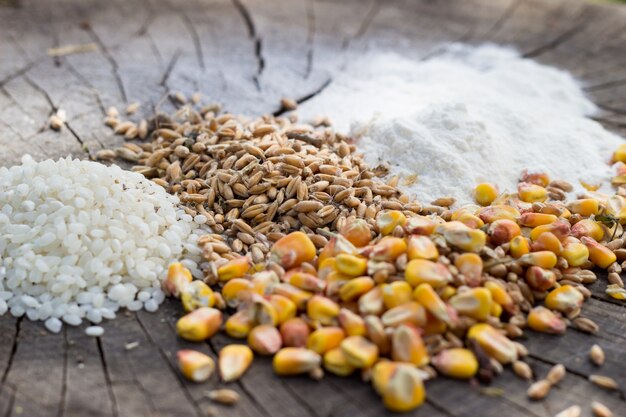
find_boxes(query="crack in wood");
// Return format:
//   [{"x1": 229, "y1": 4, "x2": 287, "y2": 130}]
[
  {"x1": 480, "y1": 0, "x2": 524, "y2": 39},
  {"x1": 56, "y1": 328, "x2": 69, "y2": 417},
  {"x1": 273, "y1": 77, "x2": 332, "y2": 116},
  {"x1": 278, "y1": 379, "x2": 320, "y2": 417},
  {"x1": 160, "y1": 50, "x2": 182, "y2": 88},
  {"x1": 304, "y1": 0, "x2": 316, "y2": 79},
  {"x1": 95, "y1": 338, "x2": 119, "y2": 417},
  {"x1": 231, "y1": 0, "x2": 264, "y2": 91},
  {"x1": 179, "y1": 11, "x2": 206, "y2": 70},
  {"x1": 523, "y1": 10, "x2": 591, "y2": 58},
  {"x1": 0, "y1": 318, "x2": 21, "y2": 387},
  {"x1": 0, "y1": 61, "x2": 40, "y2": 88}
]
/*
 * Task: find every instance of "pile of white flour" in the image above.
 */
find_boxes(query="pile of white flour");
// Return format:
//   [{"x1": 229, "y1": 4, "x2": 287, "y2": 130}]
[{"x1": 299, "y1": 44, "x2": 622, "y2": 203}]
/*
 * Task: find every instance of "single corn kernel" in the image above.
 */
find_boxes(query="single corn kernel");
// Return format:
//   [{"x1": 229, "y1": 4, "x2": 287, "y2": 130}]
[
  {"x1": 561, "y1": 241, "x2": 589, "y2": 267},
  {"x1": 404, "y1": 216, "x2": 438, "y2": 235},
  {"x1": 219, "y1": 345, "x2": 253, "y2": 382},
  {"x1": 177, "y1": 349, "x2": 215, "y2": 382},
  {"x1": 391, "y1": 324, "x2": 429, "y2": 367},
  {"x1": 181, "y1": 280, "x2": 216, "y2": 312},
  {"x1": 339, "y1": 276, "x2": 375, "y2": 302},
  {"x1": 268, "y1": 294, "x2": 297, "y2": 324},
  {"x1": 519, "y1": 251, "x2": 558, "y2": 269},
  {"x1": 270, "y1": 231, "x2": 316, "y2": 269},
  {"x1": 455, "y1": 212, "x2": 485, "y2": 229},
  {"x1": 287, "y1": 272, "x2": 326, "y2": 292},
  {"x1": 218, "y1": 256, "x2": 251, "y2": 281},
  {"x1": 251, "y1": 270, "x2": 279, "y2": 294},
  {"x1": 382, "y1": 281, "x2": 413, "y2": 309},
  {"x1": 405, "y1": 259, "x2": 451, "y2": 288},
  {"x1": 341, "y1": 336, "x2": 379, "y2": 368},
  {"x1": 545, "y1": 285, "x2": 584, "y2": 315},
  {"x1": 432, "y1": 348, "x2": 478, "y2": 379},
  {"x1": 414, "y1": 283, "x2": 456, "y2": 326},
  {"x1": 364, "y1": 315, "x2": 391, "y2": 355},
  {"x1": 467, "y1": 323, "x2": 517, "y2": 364},
  {"x1": 520, "y1": 212, "x2": 558, "y2": 228},
  {"x1": 307, "y1": 295, "x2": 340, "y2": 325},
  {"x1": 381, "y1": 364, "x2": 426, "y2": 413},
  {"x1": 225, "y1": 309, "x2": 255, "y2": 338},
  {"x1": 518, "y1": 182, "x2": 547, "y2": 203},
  {"x1": 510, "y1": 235, "x2": 531, "y2": 258},
  {"x1": 176, "y1": 307, "x2": 223, "y2": 342},
  {"x1": 339, "y1": 219, "x2": 372, "y2": 247},
  {"x1": 273, "y1": 347, "x2": 321, "y2": 375},
  {"x1": 163, "y1": 262, "x2": 192, "y2": 297},
  {"x1": 488, "y1": 219, "x2": 521, "y2": 246},
  {"x1": 381, "y1": 301, "x2": 427, "y2": 328},
  {"x1": 338, "y1": 308, "x2": 367, "y2": 336},
  {"x1": 372, "y1": 361, "x2": 398, "y2": 395},
  {"x1": 520, "y1": 170, "x2": 550, "y2": 187},
  {"x1": 613, "y1": 143, "x2": 626, "y2": 163},
  {"x1": 606, "y1": 284, "x2": 626, "y2": 300},
  {"x1": 366, "y1": 237, "x2": 408, "y2": 262},
  {"x1": 490, "y1": 301, "x2": 503, "y2": 318},
  {"x1": 247, "y1": 324, "x2": 282, "y2": 355},
  {"x1": 317, "y1": 257, "x2": 337, "y2": 281},
  {"x1": 484, "y1": 281, "x2": 517, "y2": 315},
  {"x1": 582, "y1": 236, "x2": 617, "y2": 269},
  {"x1": 251, "y1": 294, "x2": 279, "y2": 326},
  {"x1": 474, "y1": 183, "x2": 498, "y2": 206},
  {"x1": 454, "y1": 253, "x2": 483, "y2": 287},
  {"x1": 273, "y1": 283, "x2": 313, "y2": 310},
  {"x1": 280, "y1": 317, "x2": 310, "y2": 347},
  {"x1": 531, "y1": 232, "x2": 563, "y2": 255},
  {"x1": 358, "y1": 285, "x2": 385, "y2": 316},
  {"x1": 440, "y1": 285, "x2": 456, "y2": 301},
  {"x1": 407, "y1": 235, "x2": 439, "y2": 260},
  {"x1": 222, "y1": 278, "x2": 255, "y2": 308},
  {"x1": 377, "y1": 210, "x2": 407, "y2": 235},
  {"x1": 335, "y1": 253, "x2": 368, "y2": 277},
  {"x1": 528, "y1": 305, "x2": 567, "y2": 334},
  {"x1": 529, "y1": 220, "x2": 571, "y2": 241},
  {"x1": 571, "y1": 219, "x2": 604, "y2": 241},
  {"x1": 478, "y1": 205, "x2": 521, "y2": 223},
  {"x1": 323, "y1": 347, "x2": 355, "y2": 376},
  {"x1": 525, "y1": 266, "x2": 557, "y2": 291},
  {"x1": 439, "y1": 222, "x2": 486, "y2": 252},
  {"x1": 307, "y1": 327, "x2": 346, "y2": 354},
  {"x1": 568, "y1": 199, "x2": 600, "y2": 216},
  {"x1": 449, "y1": 287, "x2": 492, "y2": 321}
]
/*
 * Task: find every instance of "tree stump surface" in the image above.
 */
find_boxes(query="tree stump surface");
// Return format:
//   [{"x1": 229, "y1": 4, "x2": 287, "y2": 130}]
[{"x1": 1, "y1": 0, "x2": 626, "y2": 416}]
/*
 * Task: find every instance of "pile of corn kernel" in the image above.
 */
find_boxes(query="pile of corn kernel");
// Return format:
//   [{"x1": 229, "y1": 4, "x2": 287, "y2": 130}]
[{"x1": 165, "y1": 153, "x2": 626, "y2": 413}]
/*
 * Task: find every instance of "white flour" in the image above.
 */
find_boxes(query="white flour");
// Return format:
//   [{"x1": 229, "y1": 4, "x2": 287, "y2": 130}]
[{"x1": 299, "y1": 44, "x2": 623, "y2": 204}]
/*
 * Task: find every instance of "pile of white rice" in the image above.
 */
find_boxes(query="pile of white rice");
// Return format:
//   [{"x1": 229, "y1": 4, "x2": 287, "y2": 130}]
[{"x1": 0, "y1": 155, "x2": 204, "y2": 332}]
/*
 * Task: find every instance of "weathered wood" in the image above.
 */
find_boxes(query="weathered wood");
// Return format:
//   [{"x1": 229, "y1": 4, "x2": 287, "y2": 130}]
[{"x1": 2, "y1": 0, "x2": 626, "y2": 415}]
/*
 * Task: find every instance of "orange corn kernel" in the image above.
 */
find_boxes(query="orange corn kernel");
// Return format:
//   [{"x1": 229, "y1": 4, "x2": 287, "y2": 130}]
[
  {"x1": 520, "y1": 212, "x2": 558, "y2": 228},
  {"x1": 280, "y1": 317, "x2": 310, "y2": 348},
  {"x1": 307, "y1": 295, "x2": 340, "y2": 325},
  {"x1": 413, "y1": 283, "x2": 457, "y2": 326},
  {"x1": 273, "y1": 348, "x2": 321, "y2": 376},
  {"x1": 218, "y1": 256, "x2": 251, "y2": 281},
  {"x1": 307, "y1": 327, "x2": 346, "y2": 355},
  {"x1": 509, "y1": 235, "x2": 531, "y2": 258},
  {"x1": 488, "y1": 219, "x2": 521, "y2": 246},
  {"x1": 269, "y1": 231, "x2": 316, "y2": 269},
  {"x1": 454, "y1": 253, "x2": 483, "y2": 287},
  {"x1": 181, "y1": 280, "x2": 216, "y2": 312},
  {"x1": 339, "y1": 219, "x2": 372, "y2": 247},
  {"x1": 268, "y1": 294, "x2": 297, "y2": 324},
  {"x1": 405, "y1": 259, "x2": 451, "y2": 288},
  {"x1": 561, "y1": 241, "x2": 589, "y2": 267},
  {"x1": 544, "y1": 285, "x2": 584, "y2": 315},
  {"x1": 248, "y1": 324, "x2": 282, "y2": 355},
  {"x1": 407, "y1": 235, "x2": 439, "y2": 260},
  {"x1": 439, "y1": 221, "x2": 486, "y2": 252},
  {"x1": 520, "y1": 170, "x2": 550, "y2": 187},
  {"x1": 525, "y1": 266, "x2": 557, "y2": 291},
  {"x1": 176, "y1": 307, "x2": 223, "y2": 342},
  {"x1": 449, "y1": 287, "x2": 492, "y2": 321},
  {"x1": 527, "y1": 306, "x2": 566, "y2": 334},
  {"x1": 567, "y1": 199, "x2": 600, "y2": 216},
  {"x1": 529, "y1": 220, "x2": 571, "y2": 241},
  {"x1": 404, "y1": 215, "x2": 438, "y2": 235},
  {"x1": 571, "y1": 219, "x2": 604, "y2": 241},
  {"x1": 339, "y1": 276, "x2": 375, "y2": 302},
  {"x1": 381, "y1": 301, "x2": 427, "y2": 328},
  {"x1": 287, "y1": 272, "x2": 326, "y2": 292},
  {"x1": 273, "y1": 283, "x2": 313, "y2": 310},
  {"x1": 177, "y1": 349, "x2": 215, "y2": 382},
  {"x1": 432, "y1": 348, "x2": 479, "y2": 379},
  {"x1": 531, "y1": 232, "x2": 563, "y2": 255},
  {"x1": 456, "y1": 212, "x2": 485, "y2": 229},
  {"x1": 581, "y1": 236, "x2": 616, "y2": 269},
  {"x1": 484, "y1": 281, "x2": 517, "y2": 315},
  {"x1": 338, "y1": 308, "x2": 367, "y2": 336},
  {"x1": 335, "y1": 253, "x2": 368, "y2": 277},
  {"x1": 478, "y1": 205, "x2": 521, "y2": 223},
  {"x1": 377, "y1": 210, "x2": 407, "y2": 236},
  {"x1": 365, "y1": 237, "x2": 408, "y2": 262},
  {"x1": 467, "y1": 323, "x2": 517, "y2": 364},
  {"x1": 382, "y1": 281, "x2": 413, "y2": 309},
  {"x1": 163, "y1": 262, "x2": 192, "y2": 297},
  {"x1": 519, "y1": 251, "x2": 558, "y2": 269}
]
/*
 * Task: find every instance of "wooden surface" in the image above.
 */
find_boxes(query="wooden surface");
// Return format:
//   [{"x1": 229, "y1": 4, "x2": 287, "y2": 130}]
[{"x1": 1, "y1": 0, "x2": 626, "y2": 416}]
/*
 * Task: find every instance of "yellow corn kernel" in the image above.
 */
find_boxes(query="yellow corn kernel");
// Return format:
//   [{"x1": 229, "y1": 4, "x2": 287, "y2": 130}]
[
  {"x1": 341, "y1": 336, "x2": 379, "y2": 368},
  {"x1": 613, "y1": 143, "x2": 626, "y2": 163},
  {"x1": 219, "y1": 344, "x2": 253, "y2": 382},
  {"x1": 490, "y1": 301, "x2": 502, "y2": 318},
  {"x1": 268, "y1": 294, "x2": 297, "y2": 324},
  {"x1": 568, "y1": 199, "x2": 600, "y2": 216},
  {"x1": 163, "y1": 262, "x2": 192, "y2": 297},
  {"x1": 518, "y1": 182, "x2": 547, "y2": 203},
  {"x1": 488, "y1": 219, "x2": 521, "y2": 246},
  {"x1": 251, "y1": 294, "x2": 279, "y2": 326},
  {"x1": 405, "y1": 259, "x2": 451, "y2": 288},
  {"x1": 339, "y1": 276, "x2": 375, "y2": 302},
  {"x1": 474, "y1": 183, "x2": 498, "y2": 206},
  {"x1": 273, "y1": 347, "x2": 321, "y2": 376},
  {"x1": 510, "y1": 235, "x2": 531, "y2": 259},
  {"x1": 367, "y1": 237, "x2": 408, "y2": 262},
  {"x1": 467, "y1": 323, "x2": 517, "y2": 364},
  {"x1": 382, "y1": 364, "x2": 426, "y2": 413},
  {"x1": 531, "y1": 232, "x2": 563, "y2": 255},
  {"x1": 377, "y1": 210, "x2": 407, "y2": 235},
  {"x1": 339, "y1": 219, "x2": 372, "y2": 247},
  {"x1": 519, "y1": 251, "x2": 558, "y2": 269},
  {"x1": 177, "y1": 349, "x2": 215, "y2": 382},
  {"x1": 391, "y1": 324, "x2": 428, "y2": 367},
  {"x1": 364, "y1": 315, "x2": 390, "y2": 355},
  {"x1": 335, "y1": 253, "x2": 368, "y2": 277},
  {"x1": 478, "y1": 205, "x2": 521, "y2": 223},
  {"x1": 449, "y1": 287, "x2": 492, "y2": 321},
  {"x1": 323, "y1": 347, "x2": 355, "y2": 376},
  {"x1": 307, "y1": 295, "x2": 340, "y2": 325},
  {"x1": 561, "y1": 241, "x2": 589, "y2": 267},
  {"x1": 358, "y1": 285, "x2": 385, "y2": 316},
  {"x1": 484, "y1": 281, "x2": 517, "y2": 315},
  {"x1": 338, "y1": 308, "x2": 367, "y2": 336},
  {"x1": 520, "y1": 212, "x2": 558, "y2": 228},
  {"x1": 247, "y1": 324, "x2": 282, "y2": 355},
  {"x1": 224, "y1": 309, "x2": 255, "y2": 338},
  {"x1": 404, "y1": 215, "x2": 438, "y2": 235},
  {"x1": 382, "y1": 281, "x2": 413, "y2": 309},
  {"x1": 180, "y1": 280, "x2": 215, "y2": 312},
  {"x1": 251, "y1": 270, "x2": 280, "y2": 295},
  {"x1": 606, "y1": 284, "x2": 626, "y2": 300},
  {"x1": 176, "y1": 307, "x2": 223, "y2": 342},
  {"x1": 279, "y1": 317, "x2": 310, "y2": 348},
  {"x1": 273, "y1": 283, "x2": 313, "y2": 310},
  {"x1": 440, "y1": 285, "x2": 456, "y2": 301},
  {"x1": 287, "y1": 272, "x2": 326, "y2": 292},
  {"x1": 269, "y1": 231, "x2": 316, "y2": 269},
  {"x1": 529, "y1": 220, "x2": 571, "y2": 241},
  {"x1": 222, "y1": 278, "x2": 255, "y2": 308},
  {"x1": 581, "y1": 236, "x2": 616, "y2": 269},
  {"x1": 527, "y1": 306, "x2": 566, "y2": 334},
  {"x1": 454, "y1": 253, "x2": 483, "y2": 287},
  {"x1": 525, "y1": 266, "x2": 557, "y2": 291},
  {"x1": 451, "y1": 205, "x2": 480, "y2": 220},
  {"x1": 325, "y1": 270, "x2": 352, "y2": 284},
  {"x1": 218, "y1": 256, "x2": 251, "y2": 281},
  {"x1": 413, "y1": 283, "x2": 456, "y2": 326},
  {"x1": 381, "y1": 301, "x2": 427, "y2": 328},
  {"x1": 307, "y1": 326, "x2": 346, "y2": 354},
  {"x1": 439, "y1": 222, "x2": 486, "y2": 253},
  {"x1": 544, "y1": 285, "x2": 584, "y2": 315},
  {"x1": 571, "y1": 219, "x2": 604, "y2": 241},
  {"x1": 317, "y1": 257, "x2": 337, "y2": 281},
  {"x1": 372, "y1": 360, "x2": 397, "y2": 395},
  {"x1": 407, "y1": 235, "x2": 439, "y2": 260},
  {"x1": 455, "y1": 212, "x2": 485, "y2": 229},
  {"x1": 432, "y1": 348, "x2": 479, "y2": 379}
]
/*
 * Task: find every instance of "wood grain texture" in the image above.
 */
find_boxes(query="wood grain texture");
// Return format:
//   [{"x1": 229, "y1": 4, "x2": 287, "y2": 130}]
[{"x1": 1, "y1": 0, "x2": 626, "y2": 416}]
